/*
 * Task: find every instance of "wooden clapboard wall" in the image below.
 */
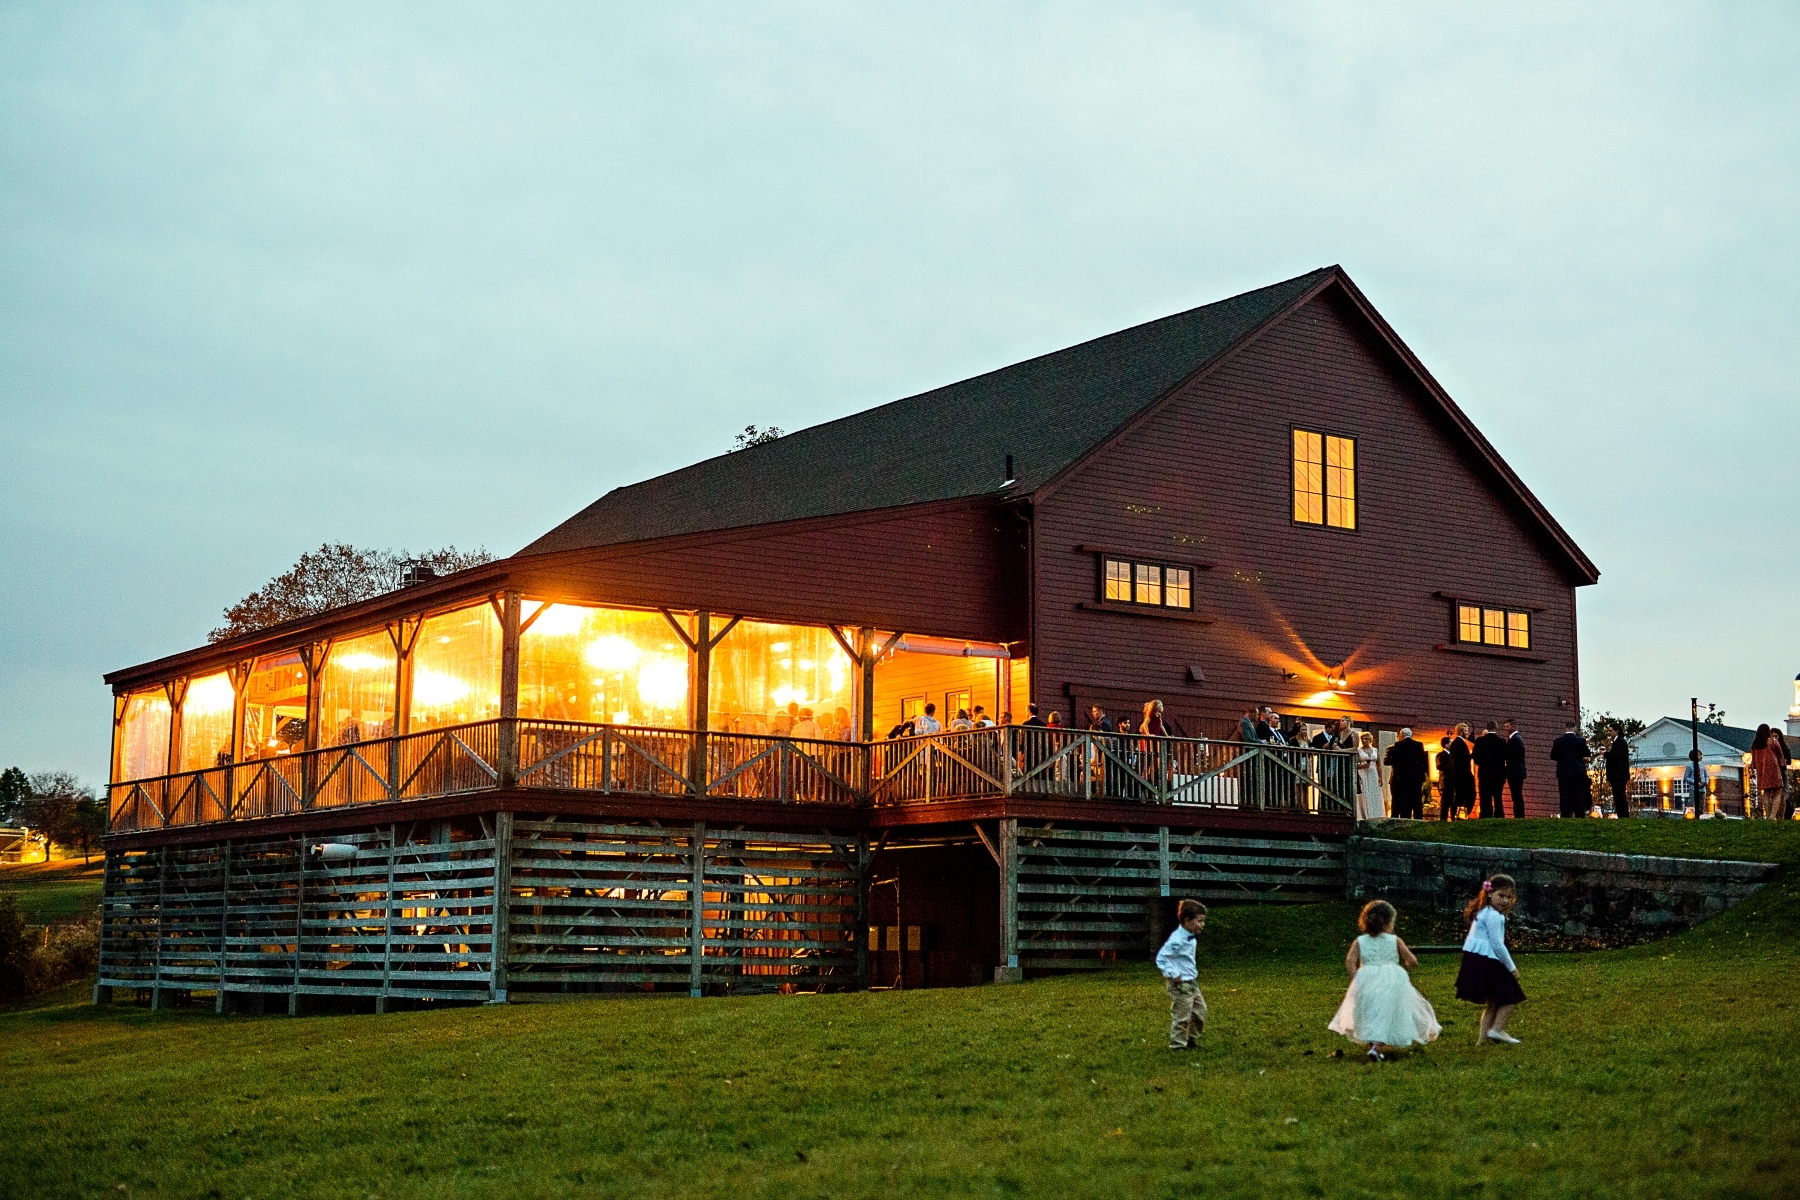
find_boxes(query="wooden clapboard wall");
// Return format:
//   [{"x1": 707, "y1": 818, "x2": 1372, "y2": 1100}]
[
  {"x1": 97, "y1": 830, "x2": 497, "y2": 1005},
  {"x1": 1015, "y1": 825, "x2": 1345, "y2": 971},
  {"x1": 507, "y1": 820, "x2": 862, "y2": 995}
]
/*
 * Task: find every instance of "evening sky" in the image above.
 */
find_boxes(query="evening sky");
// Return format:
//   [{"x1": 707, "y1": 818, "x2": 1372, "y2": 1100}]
[{"x1": 2, "y1": 2, "x2": 1796, "y2": 784}]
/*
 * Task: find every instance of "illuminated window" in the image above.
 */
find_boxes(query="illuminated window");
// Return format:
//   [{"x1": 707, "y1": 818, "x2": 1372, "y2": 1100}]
[
  {"x1": 900, "y1": 696, "x2": 926, "y2": 725},
  {"x1": 178, "y1": 672, "x2": 237, "y2": 771},
  {"x1": 1294, "y1": 429, "x2": 1355, "y2": 529},
  {"x1": 1454, "y1": 601, "x2": 1533, "y2": 651},
  {"x1": 1104, "y1": 558, "x2": 1131, "y2": 601},
  {"x1": 1292, "y1": 430, "x2": 1323, "y2": 524},
  {"x1": 519, "y1": 602, "x2": 690, "y2": 727},
  {"x1": 1100, "y1": 557, "x2": 1193, "y2": 610},
  {"x1": 1164, "y1": 568, "x2": 1192, "y2": 610},
  {"x1": 319, "y1": 632, "x2": 397, "y2": 747},
  {"x1": 945, "y1": 690, "x2": 972, "y2": 722},
  {"x1": 242, "y1": 651, "x2": 308, "y2": 759},
  {"x1": 1458, "y1": 605, "x2": 1482, "y2": 643},
  {"x1": 710, "y1": 621, "x2": 854, "y2": 737},
  {"x1": 410, "y1": 604, "x2": 503, "y2": 731},
  {"x1": 1134, "y1": 563, "x2": 1162, "y2": 606},
  {"x1": 118, "y1": 689, "x2": 171, "y2": 781}
]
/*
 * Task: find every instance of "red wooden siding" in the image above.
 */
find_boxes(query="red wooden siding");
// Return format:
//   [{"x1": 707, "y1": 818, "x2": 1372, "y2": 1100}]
[{"x1": 1031, "y1": 285, "x2": 1582, "y2": 816}]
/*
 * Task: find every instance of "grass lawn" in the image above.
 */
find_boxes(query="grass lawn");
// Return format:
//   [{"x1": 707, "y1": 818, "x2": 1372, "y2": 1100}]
[
  {"x1": 1369, "y1": 816, "x2": 1800, "y2": 867},
  {"x1": 4, "y1": 828, "x2": 1797, "y2": 1199},
  {"x1": 0, "y1": 857, "x2": 103, "y2": 924}
]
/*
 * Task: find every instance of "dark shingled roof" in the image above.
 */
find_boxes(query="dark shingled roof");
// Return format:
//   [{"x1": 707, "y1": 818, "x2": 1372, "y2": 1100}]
[
  {"x1": 1656, "y1": 719, "x2": 1764, "y2": 754},
  {"x1": 519, "y1": 268, "x2": 1333, "y2": 555}
]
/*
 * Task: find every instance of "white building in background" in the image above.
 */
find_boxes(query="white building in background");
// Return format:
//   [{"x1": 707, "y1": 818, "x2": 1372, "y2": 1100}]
[
  {"x1": 1627, "y1": 718, "x2": 1757, "y2": 815},
  {"x1": 1788, "y1": 673, "x2": 1800, "y2": 740}
]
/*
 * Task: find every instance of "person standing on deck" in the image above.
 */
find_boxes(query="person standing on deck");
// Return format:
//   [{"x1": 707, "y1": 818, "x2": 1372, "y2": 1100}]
[
  {"x1": 914, "y1": 703, "x2": 942, "y2": 737},
  {"x1": 1503, "y1": 720, "x2": 1528, "y2": 819},
  {"x1": 1550, "y1": 720, "x2": 1592, "y2": 818},
  {"x1": 1385, "y1": 728, "x2": 1429, "y2": 819},
  {"x1": 1473, "y1": 722, "x2": 1509, "y2": 819}
]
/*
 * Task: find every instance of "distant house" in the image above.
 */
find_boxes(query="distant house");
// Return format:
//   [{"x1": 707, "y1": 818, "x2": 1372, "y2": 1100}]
[{"x1": 1627, "y1": 718, "x2": 1760, "y2": 815}]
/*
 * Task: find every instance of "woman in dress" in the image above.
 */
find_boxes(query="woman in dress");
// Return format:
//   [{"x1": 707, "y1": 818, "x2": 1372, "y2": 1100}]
[
  {"x1": 1751, "y1": 725, "x2": 1787, "y2": 820},
  {"x1": 1328, "y1": 899, "x2": 1440, "y2": 1061},
  {"x1": 1356, "y1": 731, "x2": 1386, "y2": 822}
]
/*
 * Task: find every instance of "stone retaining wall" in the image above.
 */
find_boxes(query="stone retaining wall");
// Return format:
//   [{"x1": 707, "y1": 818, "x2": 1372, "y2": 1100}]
[{"x1": 1346, "y1": 836, "x2": 1781, "y2": 938}]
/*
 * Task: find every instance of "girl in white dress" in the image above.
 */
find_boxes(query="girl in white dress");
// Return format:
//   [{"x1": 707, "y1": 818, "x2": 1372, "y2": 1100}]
[
  {"x1": 1328, "y1": 900, "x2": 1441, "y2": 1060},
  {"x1": 1356, "y1": 732, "x2": 1386, "y2": 822}
]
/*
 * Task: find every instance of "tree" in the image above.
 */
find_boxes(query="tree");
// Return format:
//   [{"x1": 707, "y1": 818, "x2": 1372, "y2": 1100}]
[
  {"x1": 1581, "y1": 710, "x2": 1646, "y2": 811},
  {"x1": 0, "y1": 766, "x2": 27, "y2": 824},
  {"x1": 19, "y1": 771, "x2": 97, "y2": 859},
  {"x1": 208, "y1": 543, "x2": 493, "y2": 643},
  {"x1": 731, "y1": 425, "x2": 784, "y2": 451},
  {"x1": 1701, "y1": 704, "x2": 1727, "y2": 726}
]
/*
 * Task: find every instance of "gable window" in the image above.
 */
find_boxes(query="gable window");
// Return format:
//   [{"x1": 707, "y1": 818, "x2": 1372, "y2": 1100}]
[
  {"x1": 1457, "y1": 602, "x2": 1530, "y2": 649},
  {"x1": 1293, "y1": 429, "x2": 1356, "y2": 530},
  {"x1": 1102, "y1": 557, "x2": 1192, "y2": 611}
]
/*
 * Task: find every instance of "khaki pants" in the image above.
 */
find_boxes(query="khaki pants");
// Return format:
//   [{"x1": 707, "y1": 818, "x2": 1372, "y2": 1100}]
[{"x1": 1166, "y1": 976, "x2": 1207, "y2": 1047}]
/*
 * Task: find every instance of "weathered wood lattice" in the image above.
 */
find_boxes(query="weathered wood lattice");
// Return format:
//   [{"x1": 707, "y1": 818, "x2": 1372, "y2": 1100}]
[
  {"x1": 507, "y1": 820, "x2": 863, "y2": 996},
  {"x1": 1013, "y1": 825, "x2": 1345, "y2": 970}
]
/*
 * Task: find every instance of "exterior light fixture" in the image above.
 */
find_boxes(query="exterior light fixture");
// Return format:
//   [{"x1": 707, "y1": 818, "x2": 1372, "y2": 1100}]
[
  {"x1": 1276, "y1": 668, "x2": 1298, "y2": 682},
  {"x1": 1327, "y1": 669, "x2": 1351, "y2": 692}
]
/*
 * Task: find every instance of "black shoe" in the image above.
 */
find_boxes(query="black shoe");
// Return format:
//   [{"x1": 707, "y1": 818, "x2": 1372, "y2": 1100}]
[{"x1": 1367, "y1": 1047, "x2": 1384, "y2": 1062}]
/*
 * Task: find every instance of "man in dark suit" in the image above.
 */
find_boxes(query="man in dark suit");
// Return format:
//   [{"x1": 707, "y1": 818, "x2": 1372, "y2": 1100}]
[
  {"x1": 1502, "y1": 719, "x2": 1528, "y2": 818},
  {"x1": 1550, "y1": 720, "x2": 1593, "y2": 817},
  {"x1": 1384, "y1": 727, "x2": 1430, "y2": 819},
  {"x1": 1472, "y1": 721, "x2": 1510, "y2": 819},
  {"x1": 1605, "y1": 724, "x2": 1633, "y2": 818},
  {"x1": 1448, "y1": 725, "x2": 1477, "y2": 819},
  {"x1": 1436, "y1": 737, "x2": 1454, "y2": 820}
]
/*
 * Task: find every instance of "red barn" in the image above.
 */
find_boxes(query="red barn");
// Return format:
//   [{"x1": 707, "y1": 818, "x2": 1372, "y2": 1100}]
[{"x1": 96, "y1": 266, "x2": 1597, "y2": 1010}]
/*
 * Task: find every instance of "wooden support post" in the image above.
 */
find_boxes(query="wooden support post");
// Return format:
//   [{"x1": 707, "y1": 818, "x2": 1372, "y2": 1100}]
[
  {"x1": 491, "y1": 810, "x2": 513, "y2": 1003},
  {"x1": 498, "y1": 591, "x2": 521, "y2": 789},
  {"x1": 855, "y1": 832, "x2": 870, "y2": 991},
  {"x1": 93, "y1": 848, "x2": 115, "y2": 1005},
  {"x1": 688, "y1": 821, "x2": 706, "y2": 998},
  {"x1": 150, "y1": 845, "x2": 169, "y2": 1009},
  {"x1": 214, "y1": 841, "x2": 233, "y2": 1013},
  {"x1": 1158, "y1": 827, "x2": 1171, "y2": 898},
  {"x1": 996, "y1": 818, "x2": 1021, "y2": 983},
  {"x1": 380, "y1": 824, "x2": 397, "y2": 1008},
  {"x1": 291, "y1": 836, "x2": 306, "y2": 1011},
  {"x1": 692, "y1": 612, "x2": 711, "y2": 795},
  {"x1": 857, "y1": 626, "x2": 876, "y2": 743}
]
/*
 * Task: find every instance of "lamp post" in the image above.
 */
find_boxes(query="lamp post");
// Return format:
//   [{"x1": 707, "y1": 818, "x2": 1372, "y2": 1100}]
[{"x1": 1689, "y1": 697, "x2": 1702, "y2": 819}]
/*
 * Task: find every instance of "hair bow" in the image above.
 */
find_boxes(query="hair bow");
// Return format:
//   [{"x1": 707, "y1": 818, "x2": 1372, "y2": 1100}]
[{"x1": 1482, "y1": 880, "x2": 1494, "y2": 893}]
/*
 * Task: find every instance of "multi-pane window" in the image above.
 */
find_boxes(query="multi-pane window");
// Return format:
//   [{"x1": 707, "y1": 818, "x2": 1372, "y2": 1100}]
[
  {"x1": 1457, "y1": 602, "x2": 1530, "y2": 650},
  {"x1": 1293, "y1": 429, "x2": 1355, "y2": 529},
  {"x1": 1101, "y1": 557, "x2": 1193, "y2": 611}
]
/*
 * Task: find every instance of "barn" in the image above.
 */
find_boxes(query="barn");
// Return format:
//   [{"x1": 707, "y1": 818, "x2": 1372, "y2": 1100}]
[{"x1": 95, "y1": 266, "x2": 1598, "y2": 1010}]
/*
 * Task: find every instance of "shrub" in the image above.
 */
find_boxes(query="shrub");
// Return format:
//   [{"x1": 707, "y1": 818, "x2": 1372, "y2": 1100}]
[{"x1": 0, "y1": 895, "x2": 99, "y2": 1001}]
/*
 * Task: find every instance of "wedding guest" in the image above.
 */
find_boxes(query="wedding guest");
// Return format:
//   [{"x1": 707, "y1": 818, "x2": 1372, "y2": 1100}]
[
  {"x1": 1448, "y1": 724, "x2": 1477, "y2": 819},
  {"x1": 1502, "y1": 719, "x2": 1528, "y2": 819},
  {"x1": 1605, "y1": 724, "x2": 1633, "y2": 818},
  {"x1": 1384, "y1": 728, "x2": 1429, "y2": 820},
  {"x1": 1356, "y1": 732, "x2": 1386, "y2": 822},
  {"x1": 1550, "y1": 720, "x2": 1592, "y2": 818},
  {"x1": 1752, "y1": 725, "x2": 1787, "y2": 820},
  {"x1": 1473, "y1": 722, "x2": 1509, "y2": 819}
]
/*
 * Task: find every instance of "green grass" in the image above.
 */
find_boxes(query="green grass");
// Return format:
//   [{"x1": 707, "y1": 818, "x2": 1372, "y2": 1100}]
[
  {"x1": 1368, "y1": 817, "x2": 1800, "y2": 866},
  {"x1": 0, "y1": 857, "x2": 103, "y2": 924},
  {"x1": 7, "y1": 868, "x2": 1800, "y2": 1200}
]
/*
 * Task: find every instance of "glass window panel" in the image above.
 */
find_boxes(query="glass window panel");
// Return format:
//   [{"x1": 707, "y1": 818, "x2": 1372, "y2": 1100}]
[
  {"x1": 319, "y1": 631, "x2": 397, "y2": 746},
  {"x1": 1325, "y1": 435, "x2": 1356, "y2": 529},
  {"x1": 1482, "y1": 608, "x2": 1506, "y2": 646},
  {"x1": 118, "y1": 690, "x2": 171, "y2": 781},
  {"x1": 710, "y1": 621, "x2": 854, "y2": 738},
  {"x1": 519, "y1": 602, "x2": 691, "y2": 727},
  {"x1": 178, "y1": 672, "x2": 237, "y2": 771},
  {"x1": 1458, "y1": 605, "x2": 1482, "y2": 643},
  {"x1": 242, "y1": 651, "x2": 308, "y2": 760},
  {"x1": 1134, "y1": 562, "x2": 1162, "y2": 606},
  {"x1": 411, "y1": 604, "x2": 503, "y2": 731},
  {"x1": 1164, "y1": 568, "x2": 1192, "y2": 609},
  {"x1": 1293, "y1": 430, "x2": 1323, "y2": 523},
  {"x1": 945, "y1": 690, "x2": 973, "y2": 724},
  {"x1": 1508, "y1": 611, "x2": 1530, "y2": 649},
  {"x1": 1104, "y1": 558, "x2": 1132, "y2": 602}
]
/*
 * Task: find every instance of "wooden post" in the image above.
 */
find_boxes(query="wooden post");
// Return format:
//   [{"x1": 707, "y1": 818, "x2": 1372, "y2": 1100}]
[
  {"x1": 688, "y1": 821, "x2": 706, "y2": 998},
  {"x1": 165, "y1": 679, "x2": 187, "y2": 790},
  {"x1": 1158, "y1": 827, "x2": 1171, "y2": 898},
  {"x1": 859, "y1": 627, "x2": 877, "y2": 742},
  {"x1": 214, "y1": 841, "x2": 233, "y2": 1013},
  {"x1": 498, "y1": 592, "x2": 521, "y2": 789},
  {"x1": 93, "y1": 849, "x2": 114, "y2": 1005},
  {"x1": 491, "y1": 810, "x2": 513, "y2": 1003},
  {"x1": 855, "y1": 832, "x2": 870, "y2": 991},
  {"x1": 996, "y1": 818, "x2": 1021, "y2": 982},
  {"x1": 150, "y1": 845, "x2": 169, "y2": 1009},
  {"x1": 290, "y1": 836, "x2": 305, "y2": 1014},
  {"x1": 379, "y1": 825, "x2": 396, "y2": 1012},
  {"x1": 227, "y1": 661, "x2": 251, "y2": 819},
  {"x1": 692, "y1": 612, "x2": 710, "y2": 794}
]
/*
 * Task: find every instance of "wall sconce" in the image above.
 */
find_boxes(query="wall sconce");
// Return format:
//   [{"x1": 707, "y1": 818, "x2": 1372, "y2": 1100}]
[
  {"x1": 1275, "y1": 668, "x2": 1298, "y2": 682},
  {"x1": 1557, "y1": 697, "x2": 1572, "y2": 708},
  {"x1": 1326, "y1": 668, "x2": 1351, "y2": 693}
]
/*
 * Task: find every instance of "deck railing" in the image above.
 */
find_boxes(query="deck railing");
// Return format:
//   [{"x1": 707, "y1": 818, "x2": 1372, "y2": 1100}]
[{"x1": 106, "y1": 719, "x2": 1353, "y2": 833}]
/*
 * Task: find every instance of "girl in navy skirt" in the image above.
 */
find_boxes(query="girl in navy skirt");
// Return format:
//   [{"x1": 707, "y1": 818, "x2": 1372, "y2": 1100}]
[{"x1": 1456, "y1": 872, "x2": 1526, "y2": 1044}]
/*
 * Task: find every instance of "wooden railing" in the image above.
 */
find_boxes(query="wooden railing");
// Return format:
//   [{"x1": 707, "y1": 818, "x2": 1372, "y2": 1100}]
[{"x1": 107, "y1": 719, "x2": 1353, "y2": 833}]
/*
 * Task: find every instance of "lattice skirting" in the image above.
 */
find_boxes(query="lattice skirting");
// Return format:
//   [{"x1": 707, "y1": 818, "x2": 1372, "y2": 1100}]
[{"x1": 1015, "y1": 826, "x2": 1345, "y2": 971}]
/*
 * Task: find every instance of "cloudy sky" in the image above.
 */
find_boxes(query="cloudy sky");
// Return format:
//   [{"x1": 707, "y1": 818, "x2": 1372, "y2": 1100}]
[{"x1": 3, "y1": 2, "x2": 1796, "y2": 784}]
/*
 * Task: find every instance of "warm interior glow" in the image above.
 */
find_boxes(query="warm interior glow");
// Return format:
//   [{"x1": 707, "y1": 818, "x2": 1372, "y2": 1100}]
[
  {"x1": 242, "y1": 651, "x2": 307, "y2": 760},
  {"x1": 410, "y1": 604, "x2": 502, "y2": 731},
  {"x1": 712, "y1": 620, "x2": 854, "y2": 737},
  {"x1": 118, "y1": 690, "x2": 172, "y2": 781},
  {"x1": 320, "y1": 631, "x2": 397, "y2": 746},
  {"x1": 523, "y1": 602, "x2": 590, "y2": 637},
  {"x1": 520, "y1": 603, "x2": 690, "y2": 726},
  {"x1": 178, "y1": 672, "x2": 237, "y2": 771}
]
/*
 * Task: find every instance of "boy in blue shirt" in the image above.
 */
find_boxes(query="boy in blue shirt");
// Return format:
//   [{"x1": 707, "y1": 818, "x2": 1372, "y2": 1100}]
[{"x1": 1156, "y1": 899, "x2": 1208, "y2": 1050}]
